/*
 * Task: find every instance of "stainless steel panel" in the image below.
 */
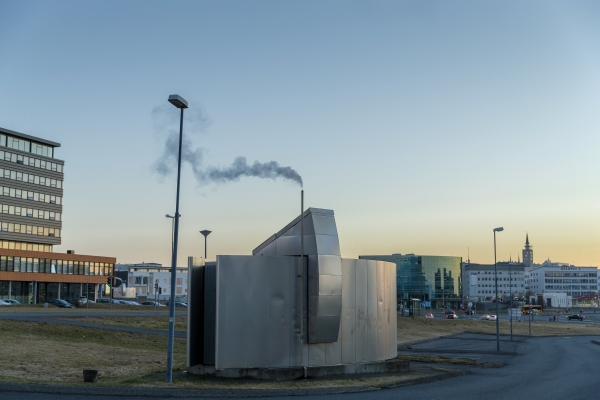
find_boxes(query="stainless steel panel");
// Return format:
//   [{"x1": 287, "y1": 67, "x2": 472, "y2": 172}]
[
  {"x1": 247, "y1": 257, "x2": 271, "y2": 368},
  {"x1": 308, "y1": 275, "x2": 342, "y2": 296},
  {"x1": 324, "y1": 324, "x2": 342, "y2": 366},
  {"x1": 308, "y1": 342, "x2": 327, "y2": 366},
  {"x1": 267, "y1": 257, "x2": 290, "y2": 368},
  {"x1": 314, "y1": 234, "x2": 341, "y2": 256},
  {"x1": 203, "y1": 262, "x2": 217, "y2": 365},
  {"x1": 308, "y1": 255, "x2": 342, "y2": 276},
  {"x1": 354, "y1": 259, "x2": 368, "y2": 363},
  {"x1": 341, "y1": 258, "x2": 356, "y2": 364},
  {"x1": 366, "y1": 260, "x2": 378, "y2": 361},
  {"x1": 215, "y1": 256, "x2": 249, "y2": 369},
  {"x1": 308, "y1": 295, "x2": 342, "y2": 317},
  {"x1": 376, "y1": 261, "x2": 385, "y2": 361},
  {"x1": 311, "y1": 215, "x2": 338, "y2": 236},
  {"x1": 389, "y1": 263, "x2": 398, "y2": 359},
  {"x1": 275, "y1": 235, "x2": 301, "y2": 255}
]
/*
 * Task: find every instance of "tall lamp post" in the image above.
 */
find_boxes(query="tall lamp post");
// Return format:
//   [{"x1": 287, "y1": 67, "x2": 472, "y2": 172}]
[
  {"x1": 200, "y1": 230, "x2": 212, "y2": 259},
  {"x1": 509, "y1": 262, "x2": 513, "y2": 341},
  {"x1": 166, "y1": 214, "x2": 175, "y2": 255},
  {"x1": 165, "y1": 94, "x2": 188, "y2": 384},
  {"x1": 493, "y1": 227, "x2": 504, "y2": 352}
]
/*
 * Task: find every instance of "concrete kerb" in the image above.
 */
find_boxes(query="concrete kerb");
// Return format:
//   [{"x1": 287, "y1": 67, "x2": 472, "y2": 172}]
[{"x1": 189, "y1": 359, "x2": 410, "y2": 381}]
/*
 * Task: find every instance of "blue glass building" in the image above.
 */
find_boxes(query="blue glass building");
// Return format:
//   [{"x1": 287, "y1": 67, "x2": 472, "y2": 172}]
[{"x1": 359, "y1": 254, "x2": 462, "y2": 309}]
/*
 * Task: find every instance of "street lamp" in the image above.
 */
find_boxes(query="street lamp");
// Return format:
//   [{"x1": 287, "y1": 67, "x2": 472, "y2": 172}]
[
  {"x1": 493, "y1": 226, "x2": 504, "y2": 352},
  {"x1": 509, "y1": 261, "x2": 513, "y2": 341},
  {"x1": 165, "y1": 94, "x2": 188, "y2": 384},
  {"x1": 166, "y1": 214, "x2": 175, "y2": 255},
  {"x1": 200, "y1": 230, "x2": 212, "y2": 259}
]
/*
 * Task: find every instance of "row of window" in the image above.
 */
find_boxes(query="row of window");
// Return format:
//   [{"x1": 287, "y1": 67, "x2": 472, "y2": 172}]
[
  {"x1": 0, "y1": 150, "x2": 63, "y2": 173},
  {"x1": 0, "y1": 221, "x2": 60, "y2": 237},
  {"x1": 479, "y1": 277, "x2": 524, "y2": 281},
  {"x1": 0, "y1": 203, "x2": 61, "y2": 221},
  {"x1": 0, "y1": 134, "x2": 54, "y2": 158},
  {"x1": 0, "y1": 241, "x2": 52, "y2": 252},
  {"x1": 545, "y1": 285, "x2": 597, "y2": 291},
  {"x1": 0, "y1": 186, "x2": 62, "y2": 205},
  {"x1": 0, "y1": 168, "x2": 62, "y2": 189},
  {"x1": 544, "y1": 272, "x2": 597, "y2": 278},
  {"x1": 545, "y1": 279, "x2": 597, "y2": 284},
  {"x1": 0, "y1": 256, "x2": 114, "y2": 276}
]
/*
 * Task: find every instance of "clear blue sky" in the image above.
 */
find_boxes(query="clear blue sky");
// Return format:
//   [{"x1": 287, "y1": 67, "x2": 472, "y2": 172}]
[{"x1": 1, "y1": 1, "x2": 599, "y2": 267}]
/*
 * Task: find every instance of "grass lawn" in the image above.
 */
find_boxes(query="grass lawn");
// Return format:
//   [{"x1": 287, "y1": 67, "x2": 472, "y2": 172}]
[
  {"x1": 0, "y1": 316, "x2": 598, "y2": 389},
  {"x1": 58, "y1": 316, "x2": 187, "y2": 331}
]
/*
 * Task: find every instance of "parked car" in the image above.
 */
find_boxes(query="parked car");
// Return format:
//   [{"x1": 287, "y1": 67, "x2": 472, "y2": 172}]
[
  {"x1": 446, "y1": 314, "x2": 458, "y2": 319},
  {"x1": 127, "y1": 301, "x2": 142, "y2": 306},
  {"x1": 48, "y1": 299, "x2": 75, "y2": 308},
  {"x1": 1, "y1": 299, "x2": 19, "y2": 305},
  {"x1": 567, "y1": 314, "x2": 585, "y2": 321},
  {"x1": 444, "y1": 310, "x2": 456, "y2": 315},
  {"x1": 0, "y1": 299, "x2": 11, "y2": 306},
  {"x1": 424, "y1": 313, "x2": 434, "y2": 319},
  {"x1": 175, "y1": 302, "x2": 187, "y2": 307},
  {"x1": 95, "y1": 298, "x2": 120, "y2": 304},
  {"x1": 489, "y1": 315, "x2": 498, "y2": 321},
  {"x1": 141, "y1": 301, "x2": 165, "y2": 307}
]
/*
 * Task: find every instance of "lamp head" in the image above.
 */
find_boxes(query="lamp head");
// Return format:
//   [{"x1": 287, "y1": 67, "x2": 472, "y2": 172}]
[
  {"x1": 200, "y1": 230, "x2": 212, "y2": 237},
  {"x1": 166, "y1": 214, "x2": 174, "y2": 219},
  {"x1": 168, "y1": 94, "x2": 188, "y2": 109},
  {"x1": 493, "y1": 227, "x2": 504, "y2": 232}
]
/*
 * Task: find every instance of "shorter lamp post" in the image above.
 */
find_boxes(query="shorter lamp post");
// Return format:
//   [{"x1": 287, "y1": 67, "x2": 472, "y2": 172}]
[
  {"x1": 166, "y1": 214, "x2": 175, "y2": 255},
  {"x1": 200, "y1": 230, "x2": 212, "y2": 259},
  {"x1": 493, "y1": 226, "x2": 504, "y2": 352}
]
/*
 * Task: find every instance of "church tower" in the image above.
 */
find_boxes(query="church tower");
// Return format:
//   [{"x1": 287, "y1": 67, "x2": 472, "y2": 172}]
[{"x1": 522, "y1": 233, "x2": 533, "y2": 268}]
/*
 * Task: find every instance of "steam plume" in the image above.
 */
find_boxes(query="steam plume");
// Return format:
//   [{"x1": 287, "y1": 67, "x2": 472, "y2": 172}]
[
  {"x1": 205, "y1": 157, "x2": 303, "y2": 187},
  {"x1": 152, "y1": 104, "x2": 302, "y2": 187}
]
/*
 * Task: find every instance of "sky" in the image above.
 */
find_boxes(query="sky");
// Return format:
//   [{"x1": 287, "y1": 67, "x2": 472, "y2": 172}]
[{"x1": 0, "y1": 1, "x2": 599, "y2": 267}]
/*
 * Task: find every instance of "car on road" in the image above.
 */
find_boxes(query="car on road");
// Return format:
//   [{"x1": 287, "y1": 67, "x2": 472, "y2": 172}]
[
  {"x1": 444, "y1": 310, "x2": 456, "y2": 315},
  {"x1": 567, "y1": 314, "x2": 585, "y2": 321},
  {"x1": 424, "y1": 313, "x2": 434, "y2": 319},
  {"x1": 463, "y1": 310, "x2": 474, "y2": 315},
  {"x1": 446, "y1": 314, "x2": 458, "y2": 319},
  {"x1": 489, "y1": 315, "x2": 498, "y2": 321},
  {"x1": 96, "y1": 298, "x2": 120, "y2": 304},
  {"x1": 47, "y1": 299, "x2": 75, "y2": 308},
  {"x1": 175, "y1": 302, "x2": 187, "y2": 307},
  {"x1": 2, "y1": 299, "x2": 20, "y2": 305},
  {"x1": 141, "y1": 301, "x2": 166, "y2": 307},
  {"x1": 0, "y1": 299, "x2": 11, "y2": 306},
  {"x1": 480, "y1": 314, "x2": 491, "y2": 320}
]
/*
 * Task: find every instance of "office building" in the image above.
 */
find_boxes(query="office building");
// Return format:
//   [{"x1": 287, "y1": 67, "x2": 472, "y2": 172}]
[
  {"x1": 462, "y1": 262, "x2": 526, "y2": 302},
  {"x1": 0, "y1": 126, "x2": 115, "y2": 303},
  {"x1": 525, "y1": 259, "x2": 598, "y2": 307},
  {"x1": 115, "y1": 262, "x2": 189, "y2": 300},
  {"x1": 359, "y1": 253, "x2": 462, "y2": 309}
]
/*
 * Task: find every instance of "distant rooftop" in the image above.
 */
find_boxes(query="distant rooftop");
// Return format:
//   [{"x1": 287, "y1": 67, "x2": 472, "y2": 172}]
[{"x1": 0, "y1": 126, "x2": 61, "y2": 148}]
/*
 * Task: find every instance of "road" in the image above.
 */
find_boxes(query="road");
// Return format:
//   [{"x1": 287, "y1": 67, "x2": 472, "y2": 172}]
[{"x1": 1, "y1": 334, "x2": 599, "y2": 400}]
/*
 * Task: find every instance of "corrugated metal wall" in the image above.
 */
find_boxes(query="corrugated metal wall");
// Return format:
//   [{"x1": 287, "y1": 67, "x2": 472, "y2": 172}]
[{"x1": 213, "y1": 256, "x2": 396, "y2": 370}]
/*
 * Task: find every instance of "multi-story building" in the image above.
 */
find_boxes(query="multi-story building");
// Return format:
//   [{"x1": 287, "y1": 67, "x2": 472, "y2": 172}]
[
  {"x1": 461, "y1": 262, "x2": 526, "y2": 303},
  {"x1": 115, "y1": 262, "x2": 189, "y2": 301},
  {"x1": 525, "y1": 259, "x2": 598, "y2": 307},
  {"x1": 359, "y1": 253, "x2": 462, "y2": 309},
  {"x1": 0, "y1": 126, "x2": 115, "y2": 303}
]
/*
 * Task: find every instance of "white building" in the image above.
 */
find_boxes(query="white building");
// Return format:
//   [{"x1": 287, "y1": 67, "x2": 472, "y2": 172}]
[
  {"x1": 525, "y1": 259, "x2": 598, "y2": 307},
  {"x1": 114, "y1": 262, "x2": 189, "y2": 301},
  {"x1": 462, "y1": 262, "x2": 526, "y2": 302}
]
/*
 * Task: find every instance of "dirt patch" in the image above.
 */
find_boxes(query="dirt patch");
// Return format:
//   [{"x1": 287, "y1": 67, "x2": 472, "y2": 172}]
[
  {"x1": 398, "y1": 317, "x2": 600, "y2": 344},
  {"x1": 0, "y1": 320, "x2": 186, "y2": 384},
  {"x1": 397, "y1": 354, "x2": 503, "y2": 368},
  {"x1": 58, "y1": 316, "x2": 187, "y2": 331}
]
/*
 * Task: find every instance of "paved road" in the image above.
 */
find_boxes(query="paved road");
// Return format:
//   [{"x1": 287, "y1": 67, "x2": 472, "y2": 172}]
[{"x1": 2, "y1": 334, "x2": 599, "y2": 399}]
